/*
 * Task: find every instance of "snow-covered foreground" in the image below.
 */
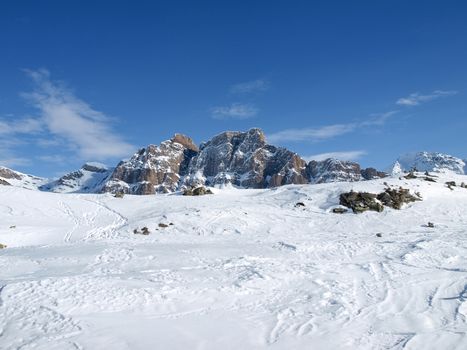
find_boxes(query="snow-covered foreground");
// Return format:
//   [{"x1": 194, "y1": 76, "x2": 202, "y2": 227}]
[{"x1": 1, "y1": 175, "x2": 467, "y2": 349}]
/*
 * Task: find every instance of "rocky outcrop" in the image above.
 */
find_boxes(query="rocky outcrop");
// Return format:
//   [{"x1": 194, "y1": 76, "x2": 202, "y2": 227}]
[
  {"x1": 184, "y1": 128, "x2": 308, "y2": 188},
  {"x1": 40, "y1": 163, "x2": 112, "y2": 193},
  {"x1": 376, "y1": 187, "x2": 421, "y2": 209},
  {"x1": 0, "y1": 178, "x2": 11, "y2": 186},
  {"x1": 101, "y1": 134, "x2": 198, "y2": 194},
  {"x1": 340, "y1": 187, "x2": 421, "y2": 213},
  {"x1": 339, "y1": 191, "x2": 384, "y2": 213}
]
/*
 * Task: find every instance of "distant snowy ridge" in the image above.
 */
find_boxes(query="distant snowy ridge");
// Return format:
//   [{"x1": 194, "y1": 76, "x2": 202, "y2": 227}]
[
  {"x1": 40, "y1": 162, "x2": 113, "y2": 193},
  {"x1": 0, "y1": 166, "x2": 47, "y2": 190},
  {"x1": 390, "y1": 152, "x2": 466, "y2": 175}
]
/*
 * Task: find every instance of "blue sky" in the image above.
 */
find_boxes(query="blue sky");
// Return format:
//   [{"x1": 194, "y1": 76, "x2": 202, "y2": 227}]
[{"x1": 0, "y1": 0, "x2": 466, "y2": 177}]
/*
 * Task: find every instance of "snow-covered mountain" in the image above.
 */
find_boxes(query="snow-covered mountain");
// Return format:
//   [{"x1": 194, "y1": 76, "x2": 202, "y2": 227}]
[
  {"x1": 98, "y1": 128, "x2": 388, "y2": 194},
  {"x1": 0, "y1": 166, "x2": 46, "y2": 190},
  {"x1": 0, "y1": 128, "x2": 393, "y2": 194},
  {"x1": 390, "y1": 151, "x2": 466, "y2": 175},
  {"x1": 40, "y1": 163, "x2": 113, "y2": 193}
]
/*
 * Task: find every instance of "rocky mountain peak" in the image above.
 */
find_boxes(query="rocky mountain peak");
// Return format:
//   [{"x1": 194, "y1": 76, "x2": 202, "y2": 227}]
[
  {"x1": 171, "y1": 134, "x2": 199, "y2": 152},
  {"x1": 187, "y1": 128, "x2": 306, "y2": 188},
  {"x1": 81, "y1": 162, "x2": 109, "y2": 173},
  {"x1": 102, "y1": 135, "x2": 198, "y2": 194}
]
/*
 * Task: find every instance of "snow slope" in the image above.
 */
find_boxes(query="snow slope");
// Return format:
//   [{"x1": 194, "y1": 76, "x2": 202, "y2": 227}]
[
  {"x1": 39, "y1": 162, "x2": 112, "y2": 193},
  {"x1": 1, "y1": 173, "x2": 467, "y2": 349}
]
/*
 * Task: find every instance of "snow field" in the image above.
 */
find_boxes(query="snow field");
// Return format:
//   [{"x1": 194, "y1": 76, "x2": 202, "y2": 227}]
[{"x1": 1, "y1": 174, "x2": 467, "y2": 349}]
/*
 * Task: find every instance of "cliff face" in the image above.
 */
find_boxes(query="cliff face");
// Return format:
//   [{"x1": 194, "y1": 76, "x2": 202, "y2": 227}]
[
  {"x1": 307, "y1": 158, "x2": 363, "y2": 184},
  {"x1": 184, "y1": 128, "x2": 308, "y2": 188},
  {"x1": 101, "y1": 134, "x2": 198, "y2": 194}
]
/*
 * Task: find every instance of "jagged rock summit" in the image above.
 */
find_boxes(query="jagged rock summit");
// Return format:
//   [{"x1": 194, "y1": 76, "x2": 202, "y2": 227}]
[
  {"x1": 98, "y1": 128, "x2": 387, "y2": 194},
  {"x1": 101, "y1": 134, "x2": 198, "y2": 194},
  {"x1": 390, "y1": 152, "x2": 466, "y2": 175},
  {"x1": 184, "y1": 128, "x2": 308, "y2": 189}
]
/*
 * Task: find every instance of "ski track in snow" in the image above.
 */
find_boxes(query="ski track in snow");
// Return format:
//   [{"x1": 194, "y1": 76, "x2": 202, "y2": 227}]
[{"x1": 1, "y1": 174, "x2": 467, "y2": 349}]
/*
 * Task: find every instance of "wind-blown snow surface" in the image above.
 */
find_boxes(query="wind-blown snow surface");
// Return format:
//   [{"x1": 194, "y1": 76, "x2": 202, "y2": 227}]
[{"x1": 1, "y1": 174, "x2": 467, "y2": 349}]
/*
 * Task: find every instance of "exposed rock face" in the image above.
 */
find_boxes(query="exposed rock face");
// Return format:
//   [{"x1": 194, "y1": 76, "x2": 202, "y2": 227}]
[
  {"x1": 0, "y1": 166, "x2": 46, "y2": 190},
  {"x1": 102, "y1": 134, "x2": 198, "y2": 194},
  {"x1": 360, "y1": 167, "x2": 387, "y2": 180},
  {"x1": 0, "y1": 167, "x2": 22, "y2": 180},
  {"x1": 307, "y1": 159, "x2": 362, "y2": 184},
  {"x1": 40, "y1": 163, "x2": 112, "y2": 193},
  {"x1": 184, "y1": 128, "x2": 308, "y2": 188},
  {"x1": 0, "y1": 178, "x2": 11, "y2": 186},
  {"x1": 339, "y1": 191, "x2": 384, "y2": 213},
  {"x1": 376, "y1": 188, "x2": 421, "y2": 209},
  {"x1": 390, "y1": 152, "x2": 466, "y2": 175}
]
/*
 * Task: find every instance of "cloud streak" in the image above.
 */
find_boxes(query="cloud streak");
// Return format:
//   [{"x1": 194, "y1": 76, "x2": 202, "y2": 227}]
[
  {"x1": 230, "y1": 79, "x2": 269, "y2": 94},
  {"x1": 267, "y1": 109, "x2": 400, "y2": 143},
  {"x1": 211, "y1": 103, "x2": 258, "y2": 119},
  {"x1": 0, "y1": 117, "x2": 43, "y2": 135},
  {"x1": 304, "y1": 150, "x2": 367, "y2": 162},
  {"x1": 396, "y1": 90, "x2": 458, "y2": 106},
  {"x1": 267, "y1": 123, "x2": 357, "y2": 143},
  {"x1": 23, "y1": 69, "x2": 134, "y2": 160}
]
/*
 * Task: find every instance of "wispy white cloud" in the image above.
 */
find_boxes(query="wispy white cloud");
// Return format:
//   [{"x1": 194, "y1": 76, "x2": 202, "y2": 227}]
[
  {"x1": 304, "y1": 150, "x2": 367, "y2": 162},
  {"x1": 0, "y1": 117, "x2": 43, "y2": 135},
  {"x1": 396, "y1": 90, "x2": 458, "y2": 106},
  {"x1": 267, "y1": 123, "x2": 356, "y2": 143},
  {"x1": 0, "y1": 156, "x2": 31, "y2": 168},
  {"x1": 361, "y1": 110, "x2": 398, "y2": 126},
  {"x1": 267, "y1": 109, "x2": 400, "y2": 143},
  {"x1": 36, "y1": 138, "x2": 62, "y2": 148},
  {"x1": 37, "y1": 154, "x2": 67, "y2": 163},
  {"x1": 0, "y1": 135, "x2": 31, "y2": 168},
  {"x1": 230, "y1": 79, "x2": 269, "y2": 94},
  {"x1": 211, "y1": 103, "x2": 258, "y2": 119},
  {"x1": 22, "y1": 69, "x2": 134, "y2": 160}
]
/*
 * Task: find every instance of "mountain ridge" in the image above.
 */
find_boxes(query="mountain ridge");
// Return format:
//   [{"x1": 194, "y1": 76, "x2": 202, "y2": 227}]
[{"x1": 2, "y1": 128, "x2": 465, "y2": 194}]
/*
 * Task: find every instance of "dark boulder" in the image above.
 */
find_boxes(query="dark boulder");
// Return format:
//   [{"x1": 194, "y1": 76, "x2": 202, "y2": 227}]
[
  {"x1": 376, "y1": 187, "x2": 421, "y2": 210},
  {"x1": 339, "y1": 191, "x2": 384, "y2": 213}
]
